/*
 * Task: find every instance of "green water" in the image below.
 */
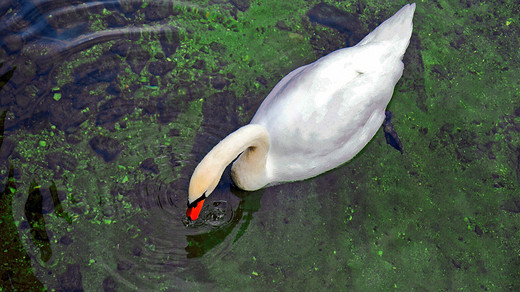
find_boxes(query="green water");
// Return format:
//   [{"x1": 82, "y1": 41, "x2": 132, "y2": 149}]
[{"x1": 1, "y1": 0, "x2": 519, "y2": 290}]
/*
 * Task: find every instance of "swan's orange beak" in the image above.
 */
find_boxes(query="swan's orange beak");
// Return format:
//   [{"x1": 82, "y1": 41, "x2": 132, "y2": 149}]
[{"x1": 187, "y1": 199, "x2": 205, "y2": 221}]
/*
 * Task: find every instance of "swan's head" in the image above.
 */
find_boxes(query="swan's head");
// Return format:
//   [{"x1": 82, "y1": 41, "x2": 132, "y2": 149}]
[
  {"x1": 187, "y1": 161, "x2": 221, "y2": 220},
  {"x1": 186, "y1": 124, "x2": 270, "y2": 220}
]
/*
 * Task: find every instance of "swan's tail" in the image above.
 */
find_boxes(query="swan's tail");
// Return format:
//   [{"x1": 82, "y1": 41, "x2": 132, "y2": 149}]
[{"x1": 356, "y1": 3, "x2": 415, "y2": 56}]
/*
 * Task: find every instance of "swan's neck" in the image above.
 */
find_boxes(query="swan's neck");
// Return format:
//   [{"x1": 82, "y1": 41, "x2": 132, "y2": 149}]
[{"x1": 201, "y1": 124, "x2": 270, "y2": 192}]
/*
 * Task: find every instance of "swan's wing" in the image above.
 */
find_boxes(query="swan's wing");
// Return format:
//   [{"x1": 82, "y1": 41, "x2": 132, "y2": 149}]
[
  {"x1": 252, "y1": 41, "x2": 403, "y2": 129},
  {"x1": 251, "y1": 42, "x2": 405, "y2": 178}
]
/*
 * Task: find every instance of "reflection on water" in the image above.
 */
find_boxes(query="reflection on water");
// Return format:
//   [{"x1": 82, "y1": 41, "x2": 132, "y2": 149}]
[
  {"x1": 2, "y1": 0, "x2": 520, "y2": 290},
  {"x1": 184, "y1": 186, "x2": 263, "y2": 258}
]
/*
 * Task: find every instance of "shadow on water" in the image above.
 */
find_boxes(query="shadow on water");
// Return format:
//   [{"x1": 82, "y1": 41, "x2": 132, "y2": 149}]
[
  {"x1": 0, "y1": 166, "x2": 44, "y2": 291},
  {"x1": 22, "y1": 179, "x2": 74, "y2": 264},
  {"x1": 0, "y1": 64, "x2": 16, "y2": 91},
  {"x1": 24, "y1": 181, "x2": 53, "y2": 263}
]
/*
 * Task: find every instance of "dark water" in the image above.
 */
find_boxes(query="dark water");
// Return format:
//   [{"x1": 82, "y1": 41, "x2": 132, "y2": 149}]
[{"x1": 1, "y1": 0, "x2": 520, "y2": 290}]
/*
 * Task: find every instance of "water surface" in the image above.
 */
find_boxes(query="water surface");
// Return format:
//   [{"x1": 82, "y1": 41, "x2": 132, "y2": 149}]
[{"x1": 1, "y1": 0, "x2": 519, "y2": 290}]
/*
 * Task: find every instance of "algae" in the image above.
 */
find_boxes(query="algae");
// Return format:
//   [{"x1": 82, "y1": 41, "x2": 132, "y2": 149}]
[{"x1": 0, "y1": 0, "x2": 519, "y2": 290}]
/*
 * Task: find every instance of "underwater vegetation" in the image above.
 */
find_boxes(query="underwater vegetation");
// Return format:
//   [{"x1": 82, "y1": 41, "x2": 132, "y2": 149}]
[{"x1": 0, "y1": 0, "x2": 519, "y2": 290}]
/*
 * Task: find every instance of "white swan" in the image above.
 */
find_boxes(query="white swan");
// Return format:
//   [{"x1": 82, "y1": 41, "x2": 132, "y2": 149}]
[{"x1": 187, "y1": 4, "x2": 416, "y2": 220}]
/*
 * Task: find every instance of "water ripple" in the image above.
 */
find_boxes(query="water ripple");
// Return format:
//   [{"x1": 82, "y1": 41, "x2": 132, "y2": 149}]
[{"x1": 1, "y1": 0, "x2": 258, "y2": 289}]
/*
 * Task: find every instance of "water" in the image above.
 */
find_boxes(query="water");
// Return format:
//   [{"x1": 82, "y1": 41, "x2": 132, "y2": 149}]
[{"x1": 1, "y1": 0, "x2": 520, "y2": 290}]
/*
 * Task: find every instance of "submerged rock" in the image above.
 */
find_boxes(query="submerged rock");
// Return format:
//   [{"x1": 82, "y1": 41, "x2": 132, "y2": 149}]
[
  {"x1": 89, "y1": 135, "x2": 123, "y2": 162},
  {"x1": 307, "y1": 3, "x2": 358, "y2": 34},
  {"x1": 230, "y1": 0, "x2": 250, "y2": 12},
  {"x1": 140, "y1": 158, "x2": 159, "y2": 174},
  {"x1": 57, "y1": 264, "x2": 83, "y2": 292}
]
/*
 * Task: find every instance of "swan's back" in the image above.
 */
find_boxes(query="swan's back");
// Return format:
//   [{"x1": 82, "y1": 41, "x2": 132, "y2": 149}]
[{"x1": 251, "y1": 4, "x2": 415, "y2": 184}]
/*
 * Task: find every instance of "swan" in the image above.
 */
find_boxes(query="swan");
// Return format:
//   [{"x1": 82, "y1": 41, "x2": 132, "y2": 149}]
[{"x1": 187, "y1": 4, "x2": 416, "y2": 220}]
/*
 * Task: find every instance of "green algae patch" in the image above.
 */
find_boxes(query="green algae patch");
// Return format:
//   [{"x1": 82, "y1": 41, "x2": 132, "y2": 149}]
[
  {"x1": 168, "y1": 98, "x2": 205, "y2": 173},
  {"x1": 53, "y1": 92, "x2": 62, "y2": 101},
  {"x1": 166, "y1": 0, "x2": 315, "y2": 99},
  {"x1": 55, "y1": 42, "x2": 114, "y2": 88}
]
